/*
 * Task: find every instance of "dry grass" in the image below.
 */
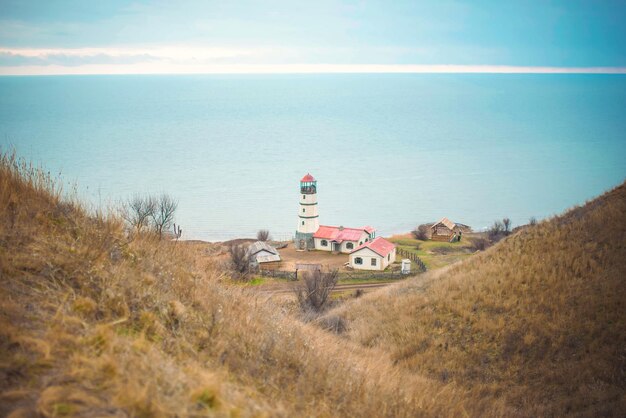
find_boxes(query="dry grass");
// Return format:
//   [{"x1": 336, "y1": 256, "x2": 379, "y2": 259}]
[
  {"x1": 0, "y1": 151, "x2": 502, "y2": 416},
  {"x1": 329, "y1": 182, "x2": 626, "y2": 416}
]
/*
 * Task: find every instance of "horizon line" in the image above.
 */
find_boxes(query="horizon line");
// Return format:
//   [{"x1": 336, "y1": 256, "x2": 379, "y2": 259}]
[{"x1": 1, "y1": 64, "x2": 626, "y2": 76}]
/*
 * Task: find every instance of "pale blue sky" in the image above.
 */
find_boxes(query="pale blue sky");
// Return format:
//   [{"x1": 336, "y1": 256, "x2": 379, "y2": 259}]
[{"x1": 1, "y1": 0, "x2": 625, "y2": 74}]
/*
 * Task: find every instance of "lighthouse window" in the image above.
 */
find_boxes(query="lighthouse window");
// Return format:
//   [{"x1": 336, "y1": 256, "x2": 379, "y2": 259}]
[
  {"x1": 371, "y1": 258, "x2": 377, "y2": 266},
  {"x1": 302, "y1": 221, "x2": 305, "y2": 225},
  {"x1": 346, "y1": 242, "x2": 354, "y2": 250},
  {"x1": 302, "y1": 195, "x2": 306, "y2": 199},
  {"x1": 321, "y1": 240, "x2": 328, "y2": 247},
  {"x1": 354, "y1": 257, "x2": 363, "y2": 265}
]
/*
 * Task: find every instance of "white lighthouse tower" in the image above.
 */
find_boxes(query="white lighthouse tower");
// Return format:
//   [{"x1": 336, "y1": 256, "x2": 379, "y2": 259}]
[{"x1": 295, "y1": 173, "x2": 319, "y2": 250}]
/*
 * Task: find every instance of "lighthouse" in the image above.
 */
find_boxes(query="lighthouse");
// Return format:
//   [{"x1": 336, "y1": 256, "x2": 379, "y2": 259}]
[{"x1": 295, "y1": 173, "x2": 319, "y2": 250}]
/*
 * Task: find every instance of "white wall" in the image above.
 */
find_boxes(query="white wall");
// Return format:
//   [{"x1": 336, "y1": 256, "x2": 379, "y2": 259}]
[
  {"x1": 297, "y1": 191, "x2": 319, "y2": 234},
  {"x1": 314, "y1": 238, "x2": 358, "y2": 253},
  {"x1": 349, "y1": 247, "x2": 383, "y2": 270},
  {"x1": 314, "y1": 238, "x2": 365, "y2": 254},
  {"x1": 349, "y1": 247, "x2": 396, "y2": 270}
]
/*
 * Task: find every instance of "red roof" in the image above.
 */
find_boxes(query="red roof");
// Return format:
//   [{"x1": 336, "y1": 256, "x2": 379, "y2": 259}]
[
  {"x1": 351, "y1": 237, "x2": 395, "y2": 257},
  {"x1": 363, "y1": 226, "x2": 375, "y2": 234},
  {"x1": 300, "y1": 173, "x2": 316, "y2": 182},
  {"x1": 313, "y1": 225, "x2": 370, "y2": 242}
]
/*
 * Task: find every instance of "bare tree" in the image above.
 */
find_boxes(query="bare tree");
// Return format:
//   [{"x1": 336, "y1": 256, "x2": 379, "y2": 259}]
[
  {"x1": 151, "y1": 194, "x2": 178, "y2": 239},
  {"x1": 488, "y1": 220, "x2": 504, "y2": 240},
  {"x1": 229, "y1": 244, "x2": 251, "y2": 278},
  {"x1": 257, "y1": 229, "x2": 271, "y2": 241},
  {"x1": 503, "y1": 218, "x2": 512, "y2": 235},
  {"x1": 121, "y1": 194, "x2": 155, "y2": 232},
  {"x1": 529, "y1": 217, "x2": 537, "y2": 226},
  {"x1": 294, "y1": 269, "x2": 339, "y2": 313},
  {"x1": 411, "y1": 224, "x2": 430, "y2": 241}
]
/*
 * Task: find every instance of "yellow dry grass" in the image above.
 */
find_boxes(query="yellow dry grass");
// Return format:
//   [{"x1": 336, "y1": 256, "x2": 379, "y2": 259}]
[
  {"x1": 2, "y1": 150, "x2": 623, "y2": 417},
  {"x1": 0, "y1": 152, "x2": 499, "y2": 416},
  {"x1": 329, "y1": 182, "x2": 626, "y2": 416}
]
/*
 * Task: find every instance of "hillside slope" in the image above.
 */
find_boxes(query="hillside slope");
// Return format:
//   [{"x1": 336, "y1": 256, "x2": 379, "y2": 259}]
[
  {"x1": 329, "y1": 183, "x2": 626, "y2": 416},
  {"x1": 0, "y1": 154, "x2": 504, "y2": 417}
]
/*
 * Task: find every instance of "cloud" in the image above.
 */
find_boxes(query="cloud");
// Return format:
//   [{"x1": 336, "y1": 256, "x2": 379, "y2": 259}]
[
  {"x1": 1, "y1": 61, "x2": 625, "y2": 76},
  {"x1": 0, "y1": 46, "x2": 265, "y2": 66}
]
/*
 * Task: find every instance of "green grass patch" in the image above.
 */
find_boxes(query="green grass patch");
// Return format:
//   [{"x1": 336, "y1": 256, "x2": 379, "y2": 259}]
[{"x1": 247, "y1": 277, "x2": 266, "y2": 286}]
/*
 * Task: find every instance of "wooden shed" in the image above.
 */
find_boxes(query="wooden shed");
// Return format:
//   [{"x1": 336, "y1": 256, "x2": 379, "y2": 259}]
[
  {"x1": 430, "y1": 217, "x2": 461, "y2": 242},
  {"x1": 247, "y1": 241, "x2": 281, "y2": 268}
]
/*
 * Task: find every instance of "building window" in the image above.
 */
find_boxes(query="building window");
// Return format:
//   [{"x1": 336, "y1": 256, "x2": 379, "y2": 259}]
[
  {"x1": 302, "y1": 208, "x2": 305, "y2": 213},
  {"x1": 359, "y1": 241, "x2": 362, "y2": 245},
  {"x1": 387, "y1": 254, "x2": 390, "y2": 261},
  {"x1": 321, "y1": 240, "x2": 328, "y2": 246},
  {"x1": 365, "y1": 238, "x2": 369, "y2": 242},
  {"x1": 302, "y1": 221, "x2": 305, "y2": 225},
  {"x1": 371, "y1": 258, "x2": 377, "y2": 266},
  {"x1": 303, "y1": 195, "x2": 306, "y2": 199},
  {"x1": 354, "y1": 257, "x2": 363, "y2": 265},
  {"x1": 346, "y1": 242, "x2": 354, "y2": 250}
]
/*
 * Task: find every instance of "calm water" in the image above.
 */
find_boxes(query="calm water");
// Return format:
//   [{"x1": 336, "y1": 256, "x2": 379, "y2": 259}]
[{"x1": 1, "y1": 74, "x2": 625, "y2": 241}]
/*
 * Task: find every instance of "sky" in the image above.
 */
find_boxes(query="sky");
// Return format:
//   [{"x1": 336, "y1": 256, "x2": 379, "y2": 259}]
[{"x1": 0, "y1": 0, "x2": 625, "y2": 75}]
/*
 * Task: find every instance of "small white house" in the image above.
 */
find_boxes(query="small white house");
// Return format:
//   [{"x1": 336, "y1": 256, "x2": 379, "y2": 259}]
[
  {"x1": 313, "y1": 225, "x2": 375, "y2": 253},
  {"x1": 349, "y1": 237, "x2": 396, "y2": 271},
  {"x1": 247, "y1": 241, "x2": 281, "y2": 268}
]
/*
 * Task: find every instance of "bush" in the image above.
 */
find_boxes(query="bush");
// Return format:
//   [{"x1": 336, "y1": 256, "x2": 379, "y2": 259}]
[
  {"x1": 294, "y1": 269, "x2": 339, "y2": 313},
  {"x1": 470, "y1": 237, "x2": 490, "y2": 252},
  {"x1": 317, "y1": 315, "x2": 347, "y2": 334},
  {"x1": 229, "y1": 244, "x2": 251, "y2": 278},
  {"x1": 256, "y1": 229, "x2": 271, "y2": 241},
  {"x1": 412, "y1": 224, "x2": 430, "y2": 241},
  {"x1": 503, "y1": 218, "x2": 512, "y2": 234}
]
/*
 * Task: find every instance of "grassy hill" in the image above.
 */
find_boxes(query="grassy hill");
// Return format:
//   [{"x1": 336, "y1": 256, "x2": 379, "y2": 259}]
[
  {"x1": 327, "y1": 182, "x2": 626, "y2": 416},
  {"x1": 1, "y1": 151, "x2": 623, "y2": 417},
  {"x1": 0, "y1": 155, "x2": 492, "y2": 416}
]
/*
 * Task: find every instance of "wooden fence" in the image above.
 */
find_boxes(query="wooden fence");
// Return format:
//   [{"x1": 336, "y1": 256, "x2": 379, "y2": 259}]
[
  {"x1": 259, "y1": 269, "x2": 297, "y2": 280},
  {"x1": 259, "y1": 264, "x2": 425, "y2": 281},
  {"x1": 338, "y1": 270, "x2": 408, "y2": 281},
  {"x1": 396, "y1": 248, "x2": 427, "y2": 272}
]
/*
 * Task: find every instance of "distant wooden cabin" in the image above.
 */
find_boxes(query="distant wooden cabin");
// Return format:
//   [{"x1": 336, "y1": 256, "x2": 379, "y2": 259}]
[{"x1": 430, "y1": 217, "x2": 461, "y2": 242}]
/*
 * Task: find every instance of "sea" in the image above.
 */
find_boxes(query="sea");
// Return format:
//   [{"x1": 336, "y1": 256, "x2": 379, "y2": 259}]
[{"x1": 1, "y1": 74, "x2": 625, "y2": 241}]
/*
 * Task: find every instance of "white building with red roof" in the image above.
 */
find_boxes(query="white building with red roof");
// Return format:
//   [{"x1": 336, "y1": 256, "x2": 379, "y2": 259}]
[
  {"x1": 313, "y1": 225, "x2": 376, "y2": 253},
  {"x1": 348, "y1": 237, "x2": 397, "y2": 271}
]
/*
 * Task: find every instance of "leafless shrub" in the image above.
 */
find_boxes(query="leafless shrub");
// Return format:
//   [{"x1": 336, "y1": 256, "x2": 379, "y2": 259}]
[
  {"x1": 294, "y1": 269, "x2": 339, "y2": 313},
  {"x1": 257, "y1": 229, "x2": 271, "y2": 241},
  {"x1": 229, "y1": 244, "x2": 251, "y2": 278},
  {"x1": 152, "y1": 194, "x2": 178, "y2": 239},
  {"x1": 469, "y1": 237, "x2": 490, "y2": 252},
  {"x1": 412, "y1": 224, "x2": 430, "y2": 240},
  {"x1": 529, "y1": 217, "x2": 537, "y2": 226},
  {"x1": 318, "y1": 315, "x2": 347, "y2": 334},
  {"x1": 121, "y1": 194, "x2": 155, "y2": 232},
  {"x1": 503, "y1": 218, "x2": 512, "y2": 234},
  {"x1": 488, "y1": 220, "x2": 505, "y2": 242}
]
